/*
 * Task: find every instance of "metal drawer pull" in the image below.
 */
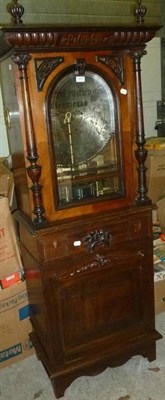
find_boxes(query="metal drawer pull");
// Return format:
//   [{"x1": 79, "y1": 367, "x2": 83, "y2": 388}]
[{"x1": 82, "y1": 229, "x2": 112, "y2": 253}]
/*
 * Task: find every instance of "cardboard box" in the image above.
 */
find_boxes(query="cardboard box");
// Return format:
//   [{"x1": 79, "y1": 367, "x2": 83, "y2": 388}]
[
  {"x1": 145, "y1": 137, "x2": 165, "y2": 150},
  {"x1": 0, "y1": 162, "x2": 14, "y2": 208},
  {"x1": 154, "y1": 280, "x2": 165, "y2": 314},
  {"x1": 145, "y1": 150, "x2": 165, "y2": 203},
  {"x1": 154, "y1": 262, "x2": 165, "y2": 314},
  {"x1": 0, "y1": 197, "x2": 22, "y2": 278},
  {"x1": 0, "y1": 281, "x2": 34, "y2": 368},
  {"x1": 156, "y1": 197, "x2": 165, "y2": 232}
]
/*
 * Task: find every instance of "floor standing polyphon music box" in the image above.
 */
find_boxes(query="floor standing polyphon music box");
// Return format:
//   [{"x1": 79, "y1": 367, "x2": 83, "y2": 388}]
[{"x1": 0, "y1": 1, "x2": 162, "y2": 397}]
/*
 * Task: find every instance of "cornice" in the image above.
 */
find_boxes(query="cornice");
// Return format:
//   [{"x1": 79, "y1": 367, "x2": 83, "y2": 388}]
[{"x1": 0, "y1": 25, "x2": 161, "y2": 57}]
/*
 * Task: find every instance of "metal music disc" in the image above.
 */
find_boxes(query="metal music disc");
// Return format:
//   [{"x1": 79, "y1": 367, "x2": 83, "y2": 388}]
[{"x1": 50, "y1": 70, "x2": 115, "y2": 166}]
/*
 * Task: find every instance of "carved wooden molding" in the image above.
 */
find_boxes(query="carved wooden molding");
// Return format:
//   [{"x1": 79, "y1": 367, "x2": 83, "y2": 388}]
[
  {"x1": 51, "y1": 251, "x2": 144, "y2": 281},
  {"x1": 1, "y1": 27, "x2": 159, "y2": 56},
  {"x1": 58, "y1": 254, "x2": 111, "y2": 280}
]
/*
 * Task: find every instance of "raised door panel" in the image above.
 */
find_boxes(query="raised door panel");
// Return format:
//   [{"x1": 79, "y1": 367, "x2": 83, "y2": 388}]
[{"x1": 47, "y1": 248, "x2": 150, "y2": 361}]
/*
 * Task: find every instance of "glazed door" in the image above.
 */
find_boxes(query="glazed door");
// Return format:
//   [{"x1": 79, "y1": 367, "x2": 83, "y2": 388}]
[{"x1": 20, "y1": 49, "x2": 137, "y2": 221}]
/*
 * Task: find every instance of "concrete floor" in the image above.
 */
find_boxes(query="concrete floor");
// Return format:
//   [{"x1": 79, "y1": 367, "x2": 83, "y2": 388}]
[{"x1": 0, "y1": 312, "x2": 165, "y2": 400}]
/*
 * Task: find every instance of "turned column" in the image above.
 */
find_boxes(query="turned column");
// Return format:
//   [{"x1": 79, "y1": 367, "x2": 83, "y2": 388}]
[
  {"x1": 12, "y1": 53, "x2": 46, "y2": 223},
  {"x1": 130, "y1": 49, "x2": 151, "y2": 205}
]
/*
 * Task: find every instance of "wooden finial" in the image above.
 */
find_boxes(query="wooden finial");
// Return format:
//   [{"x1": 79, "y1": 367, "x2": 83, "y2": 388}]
[
  {"x1": 7, "y1": 0, "x2": 24, "y2": 24},
  {"x1": 134, "y1": 0, "x2": 147, "y2": 24}
]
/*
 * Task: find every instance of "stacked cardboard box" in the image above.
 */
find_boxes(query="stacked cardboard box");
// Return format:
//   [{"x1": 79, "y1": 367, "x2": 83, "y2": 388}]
[
  {"x1": 145, "y1": 141, "x2": 165, "y2": 228},
  {"x1": 145, "y1": 138, "x2": 165, "y2": 314},
  {"x1": 145, "y1": 148, "x2": 165, "y2": 204},
  {"x1": 0, "y1": 161, "x2": 34, "y2": 368},
  {"x1": 0, "y1": 281, "x2": 34, "y2": 368},
  {"x1": 153, "y1": 236, "x2": 165, "y2": 314},
  {"x1": 154, "y1": 263, "x2": 165, "y2": 314}
]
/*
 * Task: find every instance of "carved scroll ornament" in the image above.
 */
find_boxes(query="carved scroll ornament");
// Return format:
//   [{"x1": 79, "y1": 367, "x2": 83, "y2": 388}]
[
  {"x1": 96, "y1": 55, "x2": 124, "y2": 85},
  {"x1": 35, "y1": 57, "x2": 64, "y2": 91}
]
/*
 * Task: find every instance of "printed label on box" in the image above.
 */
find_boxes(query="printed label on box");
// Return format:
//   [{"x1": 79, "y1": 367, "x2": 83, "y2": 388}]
[
  {"x1": 0, "y1": 343, "x2": 22, "y2": 363},
  {"x1": 0, "y1": 197, "x2": 22, "y2": 278},
  {"x1": 0, "y1": 288, "x2": 28, "y2": 313},
  {"x1": 19, "y1": 304, "x2": 30, "y2": 321}
]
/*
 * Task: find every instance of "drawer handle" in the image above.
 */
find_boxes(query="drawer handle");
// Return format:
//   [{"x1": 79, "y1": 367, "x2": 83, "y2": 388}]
[{"x1": 82, "y1": 229, "x2": 112, "y2": 253}]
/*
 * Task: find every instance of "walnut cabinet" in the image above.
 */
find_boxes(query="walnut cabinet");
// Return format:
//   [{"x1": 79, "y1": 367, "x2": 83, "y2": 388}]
[{"x1": 0, "y1": 19, "x2": 161, "y2": 398}]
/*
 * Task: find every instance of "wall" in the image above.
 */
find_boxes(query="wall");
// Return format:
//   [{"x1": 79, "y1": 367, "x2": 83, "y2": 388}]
[
  {"x1": 0, "y1": 0, "x2": 161, "y2": 25},
  {"x1": 142, "y1": 37, "x2": 161, "y2": 137},
  {"x1": 0, "y1": 86, "x2": 9, "y2": 156},
  {"x1": 159, "y1": 0, "x2": 165, "y2": 37}
]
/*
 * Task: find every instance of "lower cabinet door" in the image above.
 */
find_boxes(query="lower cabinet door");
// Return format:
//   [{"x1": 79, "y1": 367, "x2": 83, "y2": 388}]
[{"x1": 48, "y1": 248, "x2": 152, "y2": 361}]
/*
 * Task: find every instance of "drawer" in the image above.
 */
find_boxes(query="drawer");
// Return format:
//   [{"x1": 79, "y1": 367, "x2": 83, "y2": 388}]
[
  {"x1": 39, "y1": 221, "x2": 119, "y2": 262},
  {"x1": 39, "y1": 232, "x2": 68, "y2": 261},
  {"x1": 38, "y1": 213, "x2": 150, "y2": 262},
  {"x1": 67, "y1": 215, "x2": 149, "y2": 256}
]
